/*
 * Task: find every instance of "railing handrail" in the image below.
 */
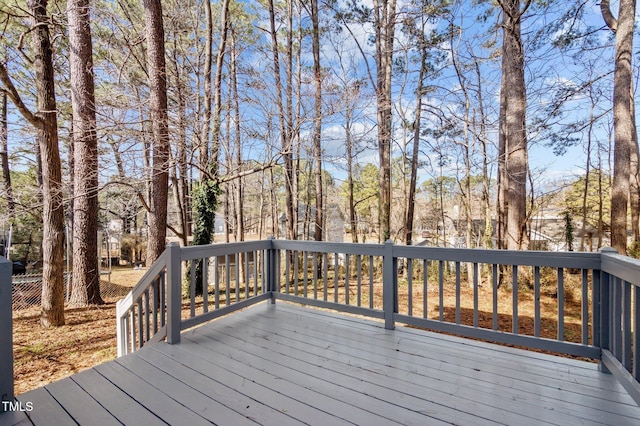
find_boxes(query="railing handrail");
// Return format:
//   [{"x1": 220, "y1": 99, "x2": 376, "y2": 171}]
[
  {"x1": 1, "y1": 256, "x2": 13, "y2": 410},
  {"x1": 601, "y1": 248, "x2": 640, "y2": 286}
]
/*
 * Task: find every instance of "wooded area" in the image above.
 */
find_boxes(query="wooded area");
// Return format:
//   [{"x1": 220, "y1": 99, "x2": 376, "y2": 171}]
[{"x1": 0, "y1": 0, "x2": 638, "y2": 326}]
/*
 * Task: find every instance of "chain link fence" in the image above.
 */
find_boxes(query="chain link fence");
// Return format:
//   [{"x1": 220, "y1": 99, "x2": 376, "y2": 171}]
[{"x1": 11, "y1": 271, "x2": 134, "y2": 310}]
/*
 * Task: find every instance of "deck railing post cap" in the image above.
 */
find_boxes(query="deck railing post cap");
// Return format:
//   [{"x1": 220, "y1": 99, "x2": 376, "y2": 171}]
[
  {"x1": 385, "y1": 239, "x2": 393, "y2": 245},
  {"x1": 600, "y1": 247, "x2": 618, "y2": 254}
]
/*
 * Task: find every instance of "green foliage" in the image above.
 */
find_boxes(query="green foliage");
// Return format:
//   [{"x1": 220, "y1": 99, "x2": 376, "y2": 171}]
[
  {"x1": 192, "y1": 178, "x2": 221, "y2": 247},
  {"x1": 563, "y1": 211, "x2": 574, "y2": 251},
  {"x1": 191, "y1": 177, "x2": 221, "y2": 296},
  {"x1": 563, "y1": 169, "x2": 611, "y2": 229},
  {"x1": 629, "y1": 241, "x2": 640, "y2": 259}
]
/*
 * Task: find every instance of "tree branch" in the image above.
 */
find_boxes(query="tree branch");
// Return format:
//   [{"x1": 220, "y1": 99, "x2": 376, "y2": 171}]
[
  {"x1": 600, "y1": 0, "x2": 618, "y2": 32},
  {"x1": 0, "y1": 62, "x2": 40, "y2": 126}
]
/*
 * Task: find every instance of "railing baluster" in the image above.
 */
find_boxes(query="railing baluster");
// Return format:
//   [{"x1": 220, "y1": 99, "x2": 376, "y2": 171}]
[
  {"x1": 455, "y1": 262, "x2": 460, "y2": 325},
  {"x1": 634, "y1": 286, "x2": 640, "y2": 381},
  {"x1": 601, "y1": 271, "x2": 611, "y2": 351},
  {"x1": 592, "y1": 269, "x2": 601, "y2": 348},
  {"x1": 235, "y1": 254, "x2": 240, "y2": 303},
  {"x1": 534, "y1": 266, "x2": 541, "y2": 338},
  {"x1": 137, "y1": 299, "x2": 143, "y2": 348},
  {"x1": 323, "y1": 252, "x2": 328, "y2": 301},
  {"x1": 254, "y1": 251, "x2": 259, "y2": 296},
  {"x1": 160, "y1": 272, "x2": 166, "y2": 328},
  {"x1": 313, "y1": 253, "x2": 318, "y2": 300},
  {"x1": 293, "y1": 250, "x2": 299, "y2": 296},
  {"x1": 473, "y1": 262, "x2": 478, "y2": 328},
  {"x1": 369, "y1": 256, "x2": 374, "y2": 309},
  {"x1": 345, "y1": 254, "x2": 350, "y2": 305},
  {"x1": 613, "y1": 277, "x2": 622, "y2": 360},
  {"x1": 214, "y1": 255, "x2": 220, "y2": 310},
  {"x1": 303, "y1": 251, "x2": 308, "y2": 298},
  {"x1": 423, "y1": 259, "x2": 428, "y2": 319},
  {"x1": 129, "y1": 309, "x2": 135, "y2": 353},
  {"x1": 225, "y1": 254, "x2": 231, "y2": 306},
  {"x1": 144, "y1": 289, "x2": 150, "y2": 343},
  {"x1": 245, "y1": 252, "x2": 250, "y2": 299},
  {"x1": 513, "y1": 265, "x2": 518, "y2": 334},
  {"x1": 582, "y1": 269, "x2": 589, "y2": 345},
  {"x1": 623, "y1": 281, "x2": 632, "y2": 370},
  {"x1": 190, "y1": 260, "x2": 196, "y2": 318},
  {"x1": 203, "y1": 258, "x2": 209, "y2": 313},
  {"x1": 408, "y1": 258, "x2": 413, "y2": 316},
  {"x1": 285, "y1": 251, "x2": 290, "y2": 295},
  {"x1": 334, "y1": 252, "x2": 339, "y2": 304},
  {"x1": 557, "y1": 267, "x2": 564, "y2": 341},
  {"x1": 439, "y1": 260, "x2": 444, "y2": 321},
  {"x1": 492, "y1": 264, "x2": 498, "y2": 331},
  {"x1": 152, "y1": 278, "x2": 159, "y2": 334},
  {"x1": 357, "y1": 255, "x2": 362, "y2": 307}
]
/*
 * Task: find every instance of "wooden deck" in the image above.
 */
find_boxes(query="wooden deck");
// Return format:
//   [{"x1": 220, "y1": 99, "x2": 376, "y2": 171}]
[{"x1": 3, "y1": 301, "x2": 640, "y2": 425}]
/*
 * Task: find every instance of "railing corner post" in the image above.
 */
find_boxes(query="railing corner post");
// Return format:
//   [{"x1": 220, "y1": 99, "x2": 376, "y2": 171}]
[
  {"x1": 383, "y1": 239, "x2": 396, "y2": 330},
  {"x1": 166, "y1": 242, "x2": 182, "y2": 345},
  {"x1": 0, "y1": 256, "x2": 13, "y2": 410}
]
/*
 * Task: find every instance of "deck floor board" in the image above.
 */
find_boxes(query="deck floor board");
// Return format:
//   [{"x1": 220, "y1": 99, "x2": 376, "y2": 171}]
[
  {"x1": 3, "y1": 301, "x2": 640, "y2": 426},
  {"x1": 207, "y1": 309, "x2": 634, "y2": 425}
]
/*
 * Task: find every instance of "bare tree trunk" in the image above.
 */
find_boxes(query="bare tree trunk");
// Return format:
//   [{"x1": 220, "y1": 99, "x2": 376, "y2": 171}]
[
  {"x1": 405, "y1": 51, "x2": 424, "y2": 246},
  {"x1": 474, "y1": 61, "x2": 492, "y2": 249},
  {"x1": 629, "y1": 96, "x2": 639, "y2": 242},
  {"x1": 580, "y1": 89, "x2": 596, "y2": 251},
  {"x1": 30, "y1": 0, "x2": 65, "y2": 326},
  {"x1": 601, "y1": 0, "x2": 636, "y2": 254},
  {"x1": 373, "y1": 0, "x2": 397, "y2": 242},
  {"x1": 143, "y1": 0, "x2": 170, "y2": 264},
  {"x1": 311, "y1": 0, "x2": 323, "y2": 243},
  {"x1": 68, "y1": 0, "x2": 103, "y2": 305},
  {"x1": 268, "y1": 0, "x2": 294, "y2": 239},
  {"x1": 499, "y1": 0, "x2": 530, "y2": 250},
  {"x1": 0, "y1": 65, "x2": 13, "y2": 219},
  {"x1": 199, "y1": 0, "x2": 212, "y2": 167}
]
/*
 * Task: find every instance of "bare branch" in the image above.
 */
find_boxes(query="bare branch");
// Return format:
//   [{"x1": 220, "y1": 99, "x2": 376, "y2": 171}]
[
  {"x1": 600, "y1": 0, "x2": 618, "y2": 32},
  {"x1": 0, "y1": 62, "x2": 40, "y2": 126}
]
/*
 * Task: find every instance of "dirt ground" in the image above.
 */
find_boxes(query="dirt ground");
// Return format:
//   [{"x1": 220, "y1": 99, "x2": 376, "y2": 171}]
[
  {"x1": 11, "y1": 266, "x2": 589, "y2": 395},
  {"x1": 12, "y1": 268, "x2": 145, "y2": 395}
]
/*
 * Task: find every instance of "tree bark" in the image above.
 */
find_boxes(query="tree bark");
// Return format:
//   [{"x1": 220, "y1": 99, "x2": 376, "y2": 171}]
[
  {"x1": 0, "y1": 72, "x2": 13, "y2": 219},
  {"x1": 67, "y1": 0, "x2": 103, "y2": 306},
  {"x1": 199, "y1": 0, "x2": 213, "y2": 168},
  {"x1": 31, "y1": 0, "x2": 65, "y2": 326},
  {"x1": 373, "y1": 0, "x2": 397, "y2": 242},
  {"x1": 601, "y1": 0, "x2": 636, "y2": 254},
  {"x1": 142, "y1": 0, "x2": 170, "y2": 264},
  {"x1": 311, "y1": 0, "x2": 323, "y2": 242},
  {"x1": 499, "y1": 0, "x2": 530, "y2": 250}
]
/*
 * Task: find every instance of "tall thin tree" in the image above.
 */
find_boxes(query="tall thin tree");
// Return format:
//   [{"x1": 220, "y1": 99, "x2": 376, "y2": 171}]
[
  {"x1": 142, "y1": 0, "x2": 170, "y2": 264},
  {"x1": 0, "y1": 0, "x2": 66, "y2": 326},
  {"x1": 601, "y1": 0, "x2": 637, "y2": 254},
  {"x1": 68, "y1": 0, "x2": 103, "y2": 305}
]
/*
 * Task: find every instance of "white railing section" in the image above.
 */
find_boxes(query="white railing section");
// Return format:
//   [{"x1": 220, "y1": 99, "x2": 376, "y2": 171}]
[
  {"x1": 113, "y1": 239, "x2": 640, "y2": 405},
  {"x1": 0, "y1": 256, "x2": 12, "y2": 411},
  {"x1": 116, "y1": 240, "x2": 273, "y2": 356}
]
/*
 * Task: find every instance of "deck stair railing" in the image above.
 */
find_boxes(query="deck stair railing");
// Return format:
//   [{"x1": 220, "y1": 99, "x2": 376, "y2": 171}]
[{"x1": 112, "y1": 239, "x2": 640, "y2": 405}]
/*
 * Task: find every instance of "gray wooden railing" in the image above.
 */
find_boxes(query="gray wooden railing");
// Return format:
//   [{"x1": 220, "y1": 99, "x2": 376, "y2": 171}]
[
  {"x1": 114, "y1": 239, "x2": 640, "y2": 405},
  {"x1": 0, "y1": 256, "x2": 12, "y2": 412}
]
